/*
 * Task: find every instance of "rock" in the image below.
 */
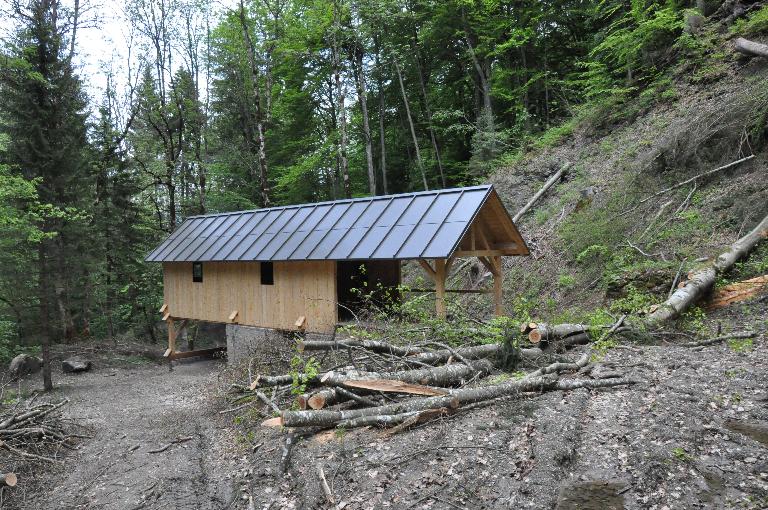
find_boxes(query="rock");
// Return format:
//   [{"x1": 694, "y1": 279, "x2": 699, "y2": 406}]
[
  {"x1": 9, "y1": 354, "x2": 42, "y2": 379},
  {"x1": 62, "y1": 357, "x2": 92, "y2": 373}
]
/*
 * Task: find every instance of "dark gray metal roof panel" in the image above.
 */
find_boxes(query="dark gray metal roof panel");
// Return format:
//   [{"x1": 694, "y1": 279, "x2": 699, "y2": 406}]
[{"x1": 146, "y1": 185, "x2": 513, "y2": 262}]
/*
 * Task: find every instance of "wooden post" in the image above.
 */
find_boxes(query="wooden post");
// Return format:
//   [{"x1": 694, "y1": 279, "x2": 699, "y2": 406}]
[
  {"x1": 165, "y1": 317, "x2": 176, "y2": 358},
  {"x1": 434, "y1": 259, "x2": 447, "y2": 319},
  {"x1": 492, "y1": 256, "x2": 503, "y2": 316}
]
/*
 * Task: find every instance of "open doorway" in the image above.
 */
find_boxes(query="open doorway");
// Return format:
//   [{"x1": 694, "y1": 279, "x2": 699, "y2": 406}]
[{"x1": 337, "y1": 260, "x2": 401, "y2": 321}]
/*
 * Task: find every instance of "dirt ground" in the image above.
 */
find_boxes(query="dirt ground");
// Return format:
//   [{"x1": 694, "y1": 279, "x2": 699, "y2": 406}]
[
  {"x1": 4, "y1": 352, "x2": 236, "y2": 510},
  {"x1": 2, "y1": 301, "x2": 767, "y2": 510}
]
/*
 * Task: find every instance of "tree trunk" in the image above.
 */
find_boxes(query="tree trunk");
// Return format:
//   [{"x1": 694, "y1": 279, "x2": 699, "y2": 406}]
[
  {"x1": 734, "y1": 37, "x2": 768, "y2": 58},
  {"x1": 351, "y1": 44, "x2": 376, "y2": 195},
  {"x1": 411, "y1": 37, "x2": 445, "y2": 187},
  {"x1": 646, "y1": 213, "x2": 768, "y2": 323},
  {"x1": 38, "y1": 239, "x2": 53, "y2": 392},
  {"x1": 513, "y1": 163, "x2": 571, "y2": 224},
  {"x1": 332, "y1": 1, "x2": 351, "y2": 198},
  {"x1": 239, "y1": 0, "x2": 270, "y2": 207},
  {"x1": 374, "y1": 37, "x2": 388, "y2": 194},
  {"x1": 393, "y1": 58, "x2": 428, "y2": 190}
]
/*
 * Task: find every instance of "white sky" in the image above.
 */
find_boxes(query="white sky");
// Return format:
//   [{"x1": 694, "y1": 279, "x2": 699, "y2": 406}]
[{"x1": 0, "y1": 0, "x2": 237, "y2": 105}]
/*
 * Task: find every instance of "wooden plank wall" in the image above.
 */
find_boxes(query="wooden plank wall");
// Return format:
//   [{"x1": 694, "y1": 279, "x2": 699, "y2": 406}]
[{"x1": 163, "y1": 261, "x2": 337, "y2": 333}]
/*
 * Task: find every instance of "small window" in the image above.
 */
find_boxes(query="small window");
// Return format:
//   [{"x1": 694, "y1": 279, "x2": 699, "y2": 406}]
[
  {"x1": 260, "y1": 261, "x2": 274, "y2": 285},
  {"x1": 192, "y1": 262, "x2": 203, "y2": 282}
]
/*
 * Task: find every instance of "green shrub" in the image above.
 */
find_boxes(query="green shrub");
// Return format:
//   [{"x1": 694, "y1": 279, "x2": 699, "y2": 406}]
[{"x1": 732, "y1": 6, "x2": 768, "y2": 37}]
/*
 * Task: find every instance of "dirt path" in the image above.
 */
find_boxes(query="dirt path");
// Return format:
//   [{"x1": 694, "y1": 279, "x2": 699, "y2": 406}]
[{"x1": 19, "y1": 358, "x2": 233, "y2": 510}]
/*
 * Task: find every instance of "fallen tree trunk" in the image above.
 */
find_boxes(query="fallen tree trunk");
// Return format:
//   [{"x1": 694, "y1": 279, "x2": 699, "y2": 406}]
[
  {"x1": 298, "y1": 338, "x2": 423, "y2": 357},
  {"x1": 734, "y1": 37, "x2": 768, "y2": 58},
  {"x1": 528, "y1": 323, "x2": 589, "y2": 344},
  {"x1": 302, "y1": 359, "x2": 493, "y2": 409},
  {"x1": 513, "y1": 163, "x2": 571, "y2": 223},
  {"x1": 409, "y1": 342, "x2": 544, "y2": 365},
  {"x1": 283, "y1": 374, "x2": 636, "y2": 428},
  {"x1": 646, "y1": 213, "x2": 768, "y2": 324},
  {"x1": 281, "y1": 355, "x2": 637, "y2": 428}
]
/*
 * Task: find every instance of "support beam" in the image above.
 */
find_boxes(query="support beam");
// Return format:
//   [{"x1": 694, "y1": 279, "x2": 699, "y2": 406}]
[
  {"x1": 478, "y1": 256, "x2": 499, "y2": 277},
  {"x1": 492, "y1": 256, "x2": 503, "y2": 317},
  {"x1": 164, "y1": 318, "x2": 189, "y2": 358},
  {"x1": 418, "y1": 259, "x2": 436, "y2": 281},
  {"x1": 164, "y1": 317, "x2": 176, "y2": 358},
  {"x1": 169, "y1": 347, "x2": 226, "y2": 360},
  {"x1": 434, "y1": 259, "x2": 447, "y2": 319}
]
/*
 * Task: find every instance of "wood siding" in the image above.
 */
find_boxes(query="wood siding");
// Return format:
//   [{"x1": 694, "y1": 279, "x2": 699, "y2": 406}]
[{"x1": 163, "y1": 261, "x2": 337, "y2": 333}]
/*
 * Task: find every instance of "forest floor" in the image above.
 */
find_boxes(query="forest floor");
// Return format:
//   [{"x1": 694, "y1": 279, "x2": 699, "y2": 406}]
[
  {"x1": 6, "y1": 348, "x2": 236, "y2": 509},
  {"x1": 2, "y1": 300, "x2": 767, "y2": 510}
]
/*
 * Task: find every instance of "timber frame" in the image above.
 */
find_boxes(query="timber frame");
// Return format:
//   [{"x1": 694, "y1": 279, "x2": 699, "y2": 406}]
[
  {"x1": 162, "y1": 314, "x2": 226, "y2": 361},
  {"x1": 415, "y1": 212, "x2": 523, "y2": 319}
]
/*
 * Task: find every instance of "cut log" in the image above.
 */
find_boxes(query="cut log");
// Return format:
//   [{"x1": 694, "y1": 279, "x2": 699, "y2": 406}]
[
  {"x1": 61, "y1": 357, "x2": 92, "y2": 374},
  {"x1": 646, "y1": 213, "x2": 768, "y2": 324},
  {"x1": 320, "y1": 359, "x2": 493, "y2": 388},
  {"x1": 1, "y1": 472, "x2": 17, "y2": 487},
  {"x1": 528, "y1": 323, "x2": 589, "y2": 344},
  {"x1": 338, "y1": 407, "x2": 450, "y2": 429},
  {"x1": 513, "y1": 163, "x2": 571, "y2": 223},
  {"x1": 734, "y1": 37, "x2": 768, "y2": 58}
]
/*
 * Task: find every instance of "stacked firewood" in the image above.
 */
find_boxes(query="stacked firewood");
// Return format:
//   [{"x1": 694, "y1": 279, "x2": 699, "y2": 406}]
[{"x1": 232, "y1": 330, "x2": 636, "y2": 431}]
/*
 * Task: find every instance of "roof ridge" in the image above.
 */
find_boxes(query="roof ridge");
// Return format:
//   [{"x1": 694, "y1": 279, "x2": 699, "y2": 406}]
[{"x1": 183, "y1": 184, "x2": 493, "y2": 221}]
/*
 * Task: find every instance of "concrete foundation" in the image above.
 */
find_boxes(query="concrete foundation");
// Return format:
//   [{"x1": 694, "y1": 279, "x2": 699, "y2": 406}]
[{"x1": 225, "y1": 324, "x2": 334, "y2": 365}]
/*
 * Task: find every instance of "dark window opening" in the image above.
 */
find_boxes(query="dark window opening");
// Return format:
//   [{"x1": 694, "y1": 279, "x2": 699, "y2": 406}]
[
  {"x1": 337, "y1": 261, "x2": 401, "y2": 321},
  {"x1": 261, "y1": 261, "x2": 274, "y2": 285},
  {"x1": 192, "y1": 262, "x2": 203, "y2": 282}
]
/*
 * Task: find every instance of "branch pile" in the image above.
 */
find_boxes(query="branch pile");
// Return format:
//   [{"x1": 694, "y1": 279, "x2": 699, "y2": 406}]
[{"x1": 0, "y1": 398, "x2": 82, "y2": 464}]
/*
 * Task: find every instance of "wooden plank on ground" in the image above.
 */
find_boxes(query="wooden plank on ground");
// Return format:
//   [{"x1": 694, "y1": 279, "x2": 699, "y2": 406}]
[{"x1": 342, "y1": 379, "x2": 449, "y2": 396}]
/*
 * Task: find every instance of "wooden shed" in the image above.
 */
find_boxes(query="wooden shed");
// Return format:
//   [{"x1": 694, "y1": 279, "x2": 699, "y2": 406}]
[{"x1": 146, "y1": 185, "x2": 528, "y2": 359}]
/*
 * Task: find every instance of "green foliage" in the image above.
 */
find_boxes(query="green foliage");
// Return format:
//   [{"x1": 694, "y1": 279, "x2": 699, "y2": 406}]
[
  {"x1": 671, "y1": 446, "x2": 693, "y2": 462},
  {"x1": 727, "y1": 337, "x2": 754, "y2": 353},
  {"x1": 731, "y1": 6, "x2": 768, "y2": 37},
  {"x1": 557, "y1": 273, "x2": 577, "y2": 289},
  {"x1": 679, "y1": 306, "x2": 708, "y2": 335},
  {"x1": 289, "y1": 355, "x2": 320, "y2": 395}
]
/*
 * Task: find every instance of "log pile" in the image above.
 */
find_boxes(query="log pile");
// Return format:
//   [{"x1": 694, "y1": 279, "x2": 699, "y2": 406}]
[{"x1": 229, "y1": 327, "x2": 636, "y2": 432}]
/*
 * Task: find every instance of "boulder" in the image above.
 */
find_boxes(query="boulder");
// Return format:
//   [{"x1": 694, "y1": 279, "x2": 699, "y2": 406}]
[
  {"x1": 9, "y1": 354, "x2": 42, "y2": 379},
  {"x1": 62, "y1": 357, "x2": 92, "y2": 373}
]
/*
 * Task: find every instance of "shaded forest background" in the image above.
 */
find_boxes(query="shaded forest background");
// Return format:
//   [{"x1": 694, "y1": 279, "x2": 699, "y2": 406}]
[{"x1": 0, "y1": 0, "x2": 751, "y2": 366}]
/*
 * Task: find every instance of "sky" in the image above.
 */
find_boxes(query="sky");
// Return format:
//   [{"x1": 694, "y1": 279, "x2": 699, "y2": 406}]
[{"x1": 0, "y1": 0, "x2": 237, "y2": 104}]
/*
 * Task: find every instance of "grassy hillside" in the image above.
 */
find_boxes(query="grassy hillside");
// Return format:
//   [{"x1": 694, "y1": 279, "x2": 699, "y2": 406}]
[{"x1": 486, "y1": 17, "x2": 768, "y2": 330}]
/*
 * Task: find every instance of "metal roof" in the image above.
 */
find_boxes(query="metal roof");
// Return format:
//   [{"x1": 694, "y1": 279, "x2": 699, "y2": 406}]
[{"x1": 146, "y1": 185, "x2": 520, "y2": 262}]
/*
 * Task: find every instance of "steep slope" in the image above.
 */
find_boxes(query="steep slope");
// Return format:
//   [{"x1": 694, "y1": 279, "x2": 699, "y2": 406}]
[{"x1": 489, "y1": 36, "x2": 768, "y2": 324}]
